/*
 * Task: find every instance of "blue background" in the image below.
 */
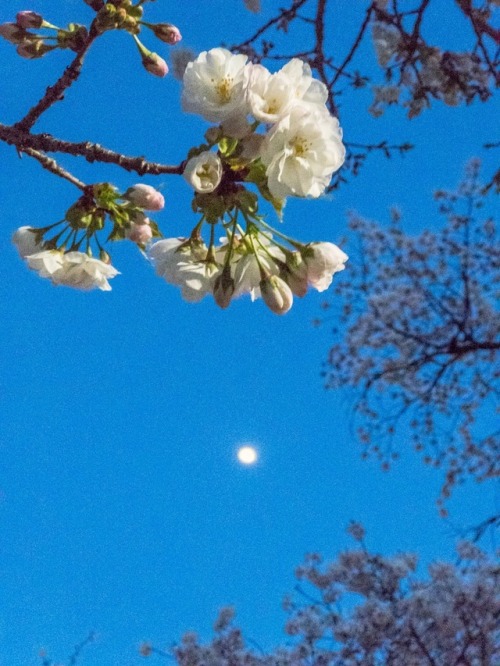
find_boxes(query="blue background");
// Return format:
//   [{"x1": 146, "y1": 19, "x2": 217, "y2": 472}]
[{"x1": 0, "y1": 1, "x2": 498, "y2": 664}]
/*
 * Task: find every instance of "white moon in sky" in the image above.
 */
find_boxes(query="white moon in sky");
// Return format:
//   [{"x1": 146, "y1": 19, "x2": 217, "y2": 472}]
[{"x1": 237, "y1": 445, "x2": 258, "y2": 465}]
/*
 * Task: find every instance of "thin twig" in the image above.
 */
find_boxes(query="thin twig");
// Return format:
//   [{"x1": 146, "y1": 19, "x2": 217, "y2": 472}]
[
  {"x1": 330, "y1": 3, "x2": 375, "y2": 87},
  {"x1": 232, "y1": 0, "x2": 310, "y2": 49},
  {"x1": 14, "y1": 25, "x2": 99, "y2": 132},
  {"x1": 20, "y1": 148, "x2": 86, "y2": 190}
]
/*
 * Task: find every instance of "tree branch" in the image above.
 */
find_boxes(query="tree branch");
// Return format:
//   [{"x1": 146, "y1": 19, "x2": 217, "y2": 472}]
[
  {"x1": 19, "y1": 148, "x2": 86, "y2": 190},
  {"x1": 0, "y1": 123, "x2": 184, "y2": 176},
  {"x1": 14, "y1": 24, "x2": 99, "y2": 132}
]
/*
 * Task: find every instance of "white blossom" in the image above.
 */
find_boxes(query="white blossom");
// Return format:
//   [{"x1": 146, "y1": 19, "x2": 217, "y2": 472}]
[
  {"x1": 260, "y1": 104, "x2": 345, "y2": 199},
  {"x1": 26, "y1": 250, "x2": 119, "y2": 291},
  {"x1": 26, "y1": 250, "x2": 65, "y2": 277},
  {"x1": 182, "y1": 48, "x2": 250, "y2": 125},
  {"x1": 248, "y1": 59, "x2": 328, "y2": 124},
  {"x1": 183, "y1": 151, "x2": 223, "y2": 193},
  {"x1": 231, "y1": 233, "x2": 285, "y2": 301},
  {"x1": 12, "y1": 226, "x2": 42, "y2": 258},
  {"x1": 302, "y1": 242, "x2": 348, "y2": 291},
  {"x1": 149, "y1": 238, "x2": 220, "y2": 302}
]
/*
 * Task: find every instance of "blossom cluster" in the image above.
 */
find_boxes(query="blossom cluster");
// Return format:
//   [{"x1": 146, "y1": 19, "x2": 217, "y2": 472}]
[
  {"x1": 13, "y1": 183, "x2": 164, "y2": 291},
  {"x1": 11, "y1": 39, "x2": 348, "y2": 314},
  {"x1": 144, "y1": 533, "x2": 500, "y2": 666},
  {"x1": 0, "y1": 4, "x2": 181, "y2": 77},
  {"x1": 181, "y1": 48, "x2": 345, "y2": 200},
  {"x1": 371, "y1": 20, "x2": 493, "y2": 118},
  {"x1": 149, "y1": 232, "x2": 347, "y2": 315},
  {"x1": 145, "y1": 47, "x2": 348, "y2": 314},
  {"x1": 321, "y1": 161, "x2": 499, "y2": 506}
]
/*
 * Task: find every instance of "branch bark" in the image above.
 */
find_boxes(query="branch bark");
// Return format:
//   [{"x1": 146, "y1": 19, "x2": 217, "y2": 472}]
[{"x1": 0, "y1": 123, "x2": 184, "y2": 177}]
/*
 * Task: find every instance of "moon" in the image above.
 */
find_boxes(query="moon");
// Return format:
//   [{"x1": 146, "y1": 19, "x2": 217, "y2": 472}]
[{"x1": 237, "y1": 445, "x2": 258, "y2": 465}]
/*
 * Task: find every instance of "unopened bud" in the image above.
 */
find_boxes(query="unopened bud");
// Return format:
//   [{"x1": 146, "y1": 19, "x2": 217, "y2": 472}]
[
  {"x1": 16, "y1": 39, "x2": 55, "y2": 59},
  {"x1": 260, "y1": 275, "x2": 293, "y2": 315},
  {"x1": 16, "y1": 11, "x2": 44, "y2": 29},
  {"x1": 133, "y1": 34, "x2": 169, "y2": 77},
  {"x1": 124, "y1": 184, "x2": 164, "y2": 211},
  {"x1": 99, "y1": 249, "x2": 111, "y2": 264},
  {"x1": 142, "y1": 51, "x2": 168, "y2": 77},
  {"x1": 0, "y1": 23, "x2": 27, "y2": 44},
  {"x1": 151, "y1": 23, "x2": 182, "y2": 45},
  {"x1": 284, "y1": 252, "x2": 308, "y2": 297},
  {"x1": 213, "y1": 270, "x2": 234, "y2": 309},
  {"x1": 128, "y1": 219, "x2": 153, "y2": 245},
  {"x1": 12, "y1": 226, "x2": 42, "y2": 258}
]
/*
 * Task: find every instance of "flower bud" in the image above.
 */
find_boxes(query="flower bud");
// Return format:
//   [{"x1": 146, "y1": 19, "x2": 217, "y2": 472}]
[
  {"x1": 0, "y1": 23, "x2": 27, "y2": 44},
  {"x1": 99, "y1": 249, "x2": 111, "y2": 264},
  {"x1": 213, "y1": 270, "x2": 234, "y2": 309},
  {"x1": 151, "y1": 23, "x2": 182, "y2": 45},
  {"x1": 183, "y1": 151, "x2": 222, "y2": 194},
  {"x1": 16, "y1": 39, "x2": 55, "y2": 59},
  {"x1": 284, "y1": 252, "x2": 308, "y2": 297},
  {"x1": 129, "y1": 223, "x2": 153, "y2": 245},
  {"x1": 127, "y1": 215, "x2": 153, "y2": 245},
  {"x1": 12, "y1": 226, "x2": 41, "y2": 257},
  {"x1": 16, "y1": 11, "x2": 44, "y2": 29},
  {"x1": 142, "y1": 51, "x2": 168, "y2": 77},
  {"x1": 260, "y1": 275, "x2": 293, "y2": 315},
  {"x1": 124, "y1": 184, "x2": 164, "y2": 211}
]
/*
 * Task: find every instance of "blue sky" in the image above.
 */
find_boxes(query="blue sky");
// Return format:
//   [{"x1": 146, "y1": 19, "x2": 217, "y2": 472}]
[{"x1": 0, "y1": 1, "x2": 498, "y2": 664}]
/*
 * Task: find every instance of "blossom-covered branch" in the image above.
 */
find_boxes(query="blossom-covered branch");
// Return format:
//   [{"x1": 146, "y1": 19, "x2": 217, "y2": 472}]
[
  {"x1": 319, "y1": 161, "x2": 499, "y2": 510},
  {"x1": 140, "y1": 527, "x2": 498, "y2": 666},
  {"x1": 4, "y1": 2, "x2": 349, "y2": 312},
  {"x1": 38, "y1": 525, "x2": 500, "y2": 665}
]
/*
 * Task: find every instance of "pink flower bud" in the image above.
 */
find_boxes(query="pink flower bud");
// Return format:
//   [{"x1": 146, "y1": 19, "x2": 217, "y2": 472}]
[
  {"x1": 124, "y1": 184, "x2": 164, "y2": 211},
  {"x1": 128, "y1": 222, "x2": 153, "y2": 245},
  {"x1": 16, "y1": 11, "x2": 44, "y2": 29},
  {"x1": 152, "y1": 23, "x2": 182, "y2": 45},
  {"x1": 142, "y1": 52, "x2": 168, "y2": 77}
]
